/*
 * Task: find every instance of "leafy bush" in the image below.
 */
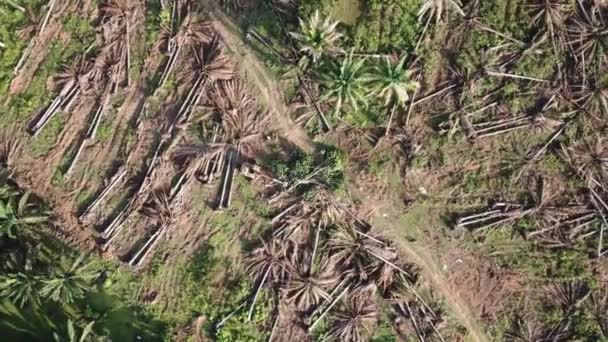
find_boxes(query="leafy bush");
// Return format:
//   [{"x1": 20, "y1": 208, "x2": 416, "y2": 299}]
[{"x1": 271, "y1": 145, "x2": 346, "y2": 191}]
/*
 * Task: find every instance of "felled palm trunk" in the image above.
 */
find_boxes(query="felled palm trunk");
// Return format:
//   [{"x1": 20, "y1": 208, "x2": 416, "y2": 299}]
[
  {"x1": 29, "y1": 82, "x2": 80, "y2": 136},
  {"x1": 473, "y1": 115, "x2": 532, "y2": 139},
  {"x1": 455, "y1": 202, "x2": 534, "y2": 231},
  {"x1": 158, "y1": 40, "x2": 182, "y2": 88},
  {"x1": 65, "y1": 89, "x2": 114, "y2": 178},
  {"x1": 80, "y1": 167, "x2": 128, "y2": 217},
  {"x1": 216, "y1": 149, "x2": 236, "y2": 209},
  {"x1": 38, "y1": 0, "x2": 57, "y2": 35},
  {"x1": 128, "y1": 224, "x2": 168, "y2": 267},
  {"x1": 169, "y1": 73, "x2": 207, "y2": 134}
]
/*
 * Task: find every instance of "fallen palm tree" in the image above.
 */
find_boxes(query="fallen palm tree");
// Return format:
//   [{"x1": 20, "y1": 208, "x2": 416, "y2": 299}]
[
  {"x1": 230, "y1": 175, "x2": 443, "y2": 340},
  {"x1": 454, "y1": 176, "x2": 605, "y2": 254},
  {"x1": 63, "y1": 0, "x2": 144, "y2": 177},
  {"x1": 79, "y1": 166, "x2": 128, "y2": 218},
  {"x1": 27, "y1": 57, "x2": 93, "y2": 136},
  {"x1": 158, "y1": 11, "x2": 214, "y2": 88},
  {"x1": 170, "y1": 35, "x2": 233, "y2": 135},
  {"x1": 127, "y1": 188, "x2": 174, "y2": 267},
  {"x1": 174, "y1": 80, "x2": 267, "y2": 209},
  {"x1": 99, "y1": 0, "x2": 141, "y2": 87}
]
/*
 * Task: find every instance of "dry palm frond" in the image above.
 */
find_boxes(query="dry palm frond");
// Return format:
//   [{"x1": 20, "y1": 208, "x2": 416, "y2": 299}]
[
  {"x1": 418, "y1": 0, "x2": 465, "y2": 24},
  {"x1": 565, "y1": 6, "x2": 608, "y2": 70},
  {"x1": 179, "y1": 37, "x2": 234, "y2": 85},
  {"x1": 177, "y1": 15, "x2": 215, "y2": 48},
  {"x1": 576, "y1": 78, "x2": 608, "y2": 117},
  {"x1": 562, "y1": 135, "x2": 608, "y2": 188},
  {"x1": 54, "y1": 56, "x2": 95, "y2": 93},
  {"x1": 326, "y1": 295, "x2": 379, "y2": 342},
  {"x1": 328, "y1": 227, "x2": 398, "y2": 285},
  {"x1": 392, "y1": 297, "x2": 444, "y2": 341},
  {"x1": 545, "y1": 280, "x2": 591, "y2": 315},
  {"x1": 141, "y1": 188, "x2": 174, "y2": 226},
  {"x1": 587, "y1": 287, "x2": 608, "y2": 336},
  {"x1": 213, "y1": 80, "x2": 267, "y2": 159},
  {"x1": 244, "y1": 239, "x2": 288, "y2": 285},
  {"x1": 284, "y1": 257, "x2": 340, "y2": 311},
  {"x1": 504, "y1": 315, "x2": 573, "y2": 342},
  {"x1": 527, "y1": 0, "x2": 571, "y2": 49},
  {"x1": 0, "y1": 132, "x2": 20, "y2": 167}
]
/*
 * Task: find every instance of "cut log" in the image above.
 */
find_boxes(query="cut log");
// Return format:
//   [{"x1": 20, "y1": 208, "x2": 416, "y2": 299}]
[{"x1": 80, "y1": 167, "x2": 128, "y2": 217}]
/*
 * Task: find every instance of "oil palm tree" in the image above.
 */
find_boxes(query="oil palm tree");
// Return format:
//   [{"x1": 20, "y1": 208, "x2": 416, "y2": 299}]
[
  {"x1": 326, "y1": 294, "x2": 379, "y2": 341},
  {"x1": 0, "y1": 191, "x2": 48, "y2": 242},
  {"x1": 365, "y1": 56, "x2": 419, "y2": 131},
  {"x1": 587, "y1": 287, "x2": 608, "y2": 337},
  {"x1": 99, "y1": 0, "x2": 141, "y2": 86},
  {"x1": 318, "y1": 53, "x2": 368, "y2": 117},
  {"x1": 0, "y1": 271, "x2": 42, "y2": 307},
  {"x1": 290, "y1": 10, "x2": 343, "y2": 64},
  {"x1": 564, "y1": 5, "x2": 607, "y2": 84},
  {"x1": 416, "y1": 0, "x2": 465, "y2": 51},
  {"x1": 40, "y1": 255, "x2": 100, "y2": 304}
]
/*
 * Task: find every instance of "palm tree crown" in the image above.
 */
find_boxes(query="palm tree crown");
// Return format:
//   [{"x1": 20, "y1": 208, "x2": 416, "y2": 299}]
[
  {"x1": 318, "y1": 53, "x2": 368, "y2": 116},
  {"x1": 40, "y1": 255, "x2": 100, "y2": 304},
  {"x1": 366, "y1": 57, "x2": 419, "y2": 108},
  {"x1": 0, "y1": 192, "x2": 48, "y2": 241},
  {"x1": 290, "y1": 10, "x2": 343, "y2": 63}
]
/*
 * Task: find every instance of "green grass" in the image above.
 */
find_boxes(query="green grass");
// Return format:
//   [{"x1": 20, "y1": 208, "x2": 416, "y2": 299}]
[{"x1": 330, "y1": 0, "x2": 362, "y2": 25}]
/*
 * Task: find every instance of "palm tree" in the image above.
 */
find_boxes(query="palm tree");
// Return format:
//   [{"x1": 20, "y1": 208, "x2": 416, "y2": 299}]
[
  {"x1": 53, "y1": 319, "x2": 97, "y2": 342},
  {"x1": 0, "y1": 271, "x2": 42, "y2": 307},
  {"x1": 565, "y1": 5, "x2": 608, "y2": 74},
  {"x1": 99, "y1": 0, "x2": 141, "y2": 86},
  {"x1": 28, "y1": 57, "x2": 93, "y2": 136},
  {"x1": 365, "y1": 56, "x2": 419, "y2": 131},
  {"x1": 213, "y1": 80, "x2": 267, "y2": 160},
  {"x1": 0, "y1": 191, "x2": 48, "y2": 242},
  {"x1": 416, "y1": 0, "x2": 465, "y2": 51},
  {"x1": 158, "y1": 14, "x2": 215, "y2": 87},
  {"x1": 290, "y1": 10, "x2": 343, "y2": 64},
  {"x1": 318, "y1": 53, "x2": 368, "y2": 117},
  {"x1": 40, "y1": 255, "x2": 100, "y2": 304},
  {"x1": 326, "y1": 294, "x2": 379, "y2": 341},
  {"x1": 392, "y1": 296, "x2": 444, "y2": 341}
]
